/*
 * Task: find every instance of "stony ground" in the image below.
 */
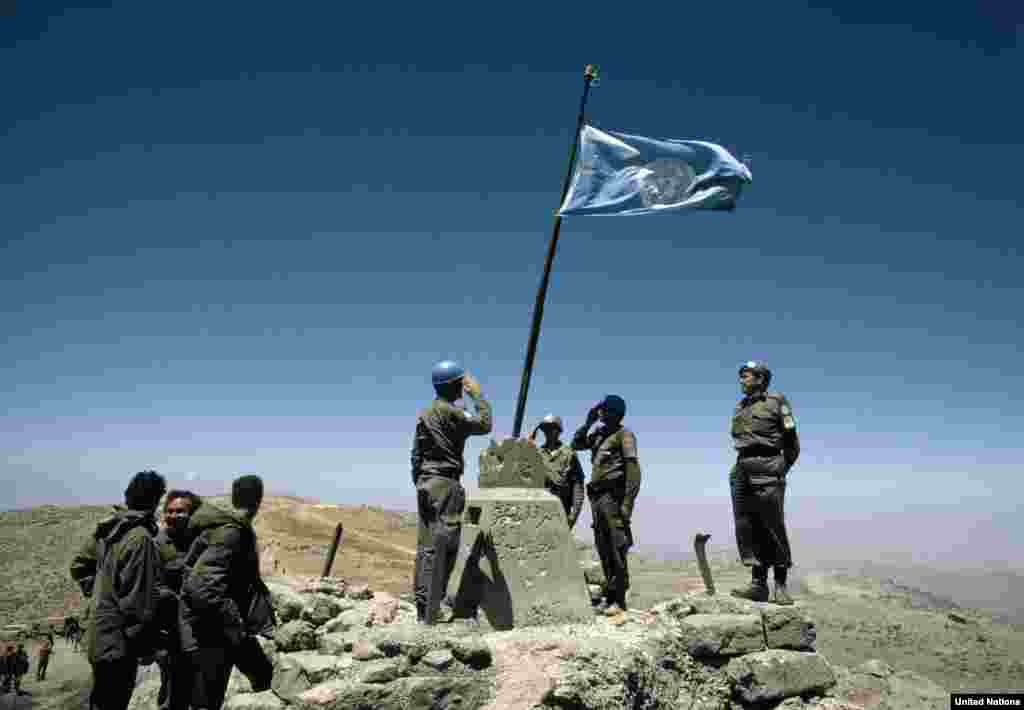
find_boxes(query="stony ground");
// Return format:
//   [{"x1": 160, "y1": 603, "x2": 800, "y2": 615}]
[{"x1": 3, "y1": 497, "x2": 1023, "y2": 709}]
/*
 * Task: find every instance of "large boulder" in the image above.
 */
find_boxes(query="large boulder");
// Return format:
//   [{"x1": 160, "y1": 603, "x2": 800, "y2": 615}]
[
  {"x1": 727, "y1": 649, "x2": 836, "y2": 705},
  {"x1": 301, "y1": 593, "x2": 347, "y2": 627},
  {"x1": 222, "y1": 690, "x2": 286, "y2": 710},
  {"x1": 275, "y1": 619, "x2": 318, "y2": 652},
  {"x1": 266, "y1": 582, "x2": 307, "y2": 623},
  {"x1": 678, "y1": 614, "x2": 766, "y2": 658},
  {"x1": 322, "y1": 607, "x2": 371, "y2": 634},
  {"x1": 763, "y1": 606, "x2": 817, "y2": 651}
]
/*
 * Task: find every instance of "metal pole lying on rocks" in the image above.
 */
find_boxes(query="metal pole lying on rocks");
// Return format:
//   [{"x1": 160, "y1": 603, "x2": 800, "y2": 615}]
[{"x1": 321, "y1": 522, "x2": 344, "y2": 579}]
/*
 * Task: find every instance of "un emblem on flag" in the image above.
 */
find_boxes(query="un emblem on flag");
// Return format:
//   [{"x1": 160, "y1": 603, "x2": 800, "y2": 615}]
[{"x1": 638, "y1": 159, "x2": 696, "y2": 207}]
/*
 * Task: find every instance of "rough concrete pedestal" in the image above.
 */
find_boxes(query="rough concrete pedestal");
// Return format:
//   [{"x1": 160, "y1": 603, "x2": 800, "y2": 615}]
[{"x1": 449, "y1": 438, "x2": 593, "y2": 630}]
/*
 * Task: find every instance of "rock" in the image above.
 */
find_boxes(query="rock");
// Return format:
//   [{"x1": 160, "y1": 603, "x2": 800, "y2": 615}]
[
  {"x1": 679, "y1": 614, "x2": 766, "y2": 658},
  {"x1": 680, "y1": 591, "x2": 765, "y2": 616},
  {"x1": 777, "y1": 699, "x2": 809, "y2": 709},
  {"x1": 807, "y1": 700, "x2": 866, "y2": 710},
  {"x1": 325, "y1": 608, "x2": 371, "y2": 633},
  {"x1": 449, "y1": 638, "x2": 492, "y2": 669},
  {"x1": 352, "y1": 638, "x2": 385, "y2": 661},
  {"x1": 650, "y1": 598, "x2": 697, "y2": 619},
  {"x1": 368, "y1": 591, "x2": 400, "y2": 626},
  {"x1": 318, "y1": 631, "x2": 357, "y2": 655},
  {"x1": 405, "y1": 676, "x2": 488, "y2": 710},
  {"x1": 266, "y1": 582, "x2": 307, "y2": 623},
  {"x1": 301, "y1": 594, "x2": 346, "y2": 627},
  {"x1": 319, "y1": 605, "x2": 361, "y2": 633},
  {"x1": 223, "y1": 690, "x2": 286, "y2": 710},
  {"x1": 297, "y1": 680, "x2": 397, "y2": 710},
  {"x1": 727, "y1": 649, "x2": 836, "y2": 704},
  {"x1": 763, "y1": 606, "x2": 817, "y2": 651},
  {"x1": 948, "y1": 612, "x2": 968, "y2": 624},
  {"x1": 358, "y1": 657, "x2": 408, "y2": 684},
  {"x1": 278, "y1": 651, "x2": 351, "y2": 685},
  {"x1": 347, "y1": 583, "x2": 373, "y2": 600},
  {"x1": 854, "y1": 659, "x2": 894, "y2": 678},
  {"x1": 225, "y1": 666, "x2": 254, "y2": 695},
  {"x1": 301, "y1": 578, "x2": 347, "y2": 597},
  {"x1": 272, "y1": 653, "x2": 312, "y2": 700},
  {"x1": 421, "y1": 648, "x2": 455, "y2": 670},
  {"x1": 582, "y1": 561, "x2": 606, "y2": 587},
  {"x1": 274, "y1": 620, "x2": 318, "y2": 652},
  {"x1": 368, "y1": 625, "x2": 441, "y2": 661}
]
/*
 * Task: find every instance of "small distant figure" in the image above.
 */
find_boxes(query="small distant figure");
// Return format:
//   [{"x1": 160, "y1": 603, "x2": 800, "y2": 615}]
[
  {"x1": 36, "y1": 635, "x2": 53, "y2": 681},
  {"x1": 572, "y1": 395, "x2": 643, "y2": 613},
  {"x1": 528, "y1": 414, "x2": 585, "y2": 529},
  {"x1": 728, "y1": 361, "x2": 801, "y2": 605},
  {"x1": 411, "y1": 360, "x2": 493, "y2": 624},
  {"x1": 12, "y1": 643, "x2": 29, "y2": 694},
  {"x1": 1, "y1": 644, "x2": 13, "y2": 693}
]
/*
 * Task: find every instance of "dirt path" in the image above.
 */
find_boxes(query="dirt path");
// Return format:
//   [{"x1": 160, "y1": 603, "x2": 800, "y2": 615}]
[{"x1": 0, "y1": 638, "x2": 93, "y2": 710}]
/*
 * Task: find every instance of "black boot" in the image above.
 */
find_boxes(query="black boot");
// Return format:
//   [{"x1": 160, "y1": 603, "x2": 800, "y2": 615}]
[
  {"x1": 731, "y1": 565, "x2": 769, "y2": 602},
  {"x1": 773, "y1": 566, "x2": 794, "y2": 605}
]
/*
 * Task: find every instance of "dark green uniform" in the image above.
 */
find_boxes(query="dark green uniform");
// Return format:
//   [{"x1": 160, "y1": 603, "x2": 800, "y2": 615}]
[
  {"x1": 410, "y1": 395, "x2": 492, "y2": 623},
  {"x1": 572, "y1": 423, "x2": 642, "y2": 608},
  {"x1": 538, "y1": 442, "x2": 585, "y2": 528},
  {"x1": 730, "y1": 390, "x2": 800, "y2": 573},
  {"x1": 179, "y1": 504, "x2": 274, "y2": 710},
  {"x1": 70, "y1": 509, "x2": 162, "y2": 710},
  {"x1": 154, "y1": 528, "x2": 192, "y2": 710}
]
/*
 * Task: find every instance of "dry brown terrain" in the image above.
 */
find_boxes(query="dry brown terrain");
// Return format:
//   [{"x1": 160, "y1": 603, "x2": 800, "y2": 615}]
[{"x1": 2, "y1": 494, "x2": 1022, "y2": 709}]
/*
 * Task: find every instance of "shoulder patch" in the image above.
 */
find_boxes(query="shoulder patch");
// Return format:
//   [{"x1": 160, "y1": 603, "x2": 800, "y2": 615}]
[{"x1": 621, "y1": 430, "x2": 638, "y2": 460}]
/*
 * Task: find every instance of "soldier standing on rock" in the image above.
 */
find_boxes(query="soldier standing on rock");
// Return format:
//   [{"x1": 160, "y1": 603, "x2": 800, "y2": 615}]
[
  {"x1": 729, "y1": 361, "x2": 801, "y2": 605},
  {"x1": 411, "y1": 360, "x2": 493, "y2": 625},
  {"x1": 572, "y1": 395, "x2": 643, "y2": 613},
  {"x1": 155, "y1": 490, "x2": 202, "y2": 710},
  {"x1": 528, "y1": 414, "x2": 585, "y2": 529}
]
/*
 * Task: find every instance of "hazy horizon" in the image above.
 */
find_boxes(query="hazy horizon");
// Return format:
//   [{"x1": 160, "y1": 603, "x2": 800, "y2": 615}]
[{"x1": 3, "y1": 4, "x2": 1022, "y2": 581}]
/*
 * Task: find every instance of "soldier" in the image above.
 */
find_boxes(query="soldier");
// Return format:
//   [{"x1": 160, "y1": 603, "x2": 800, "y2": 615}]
[
  {"x1": 36, "y1": 635, "x2": 52, "y2": 681},
  {"x1": 572, "y1": 395, "x2": 642, "y2": 613},
  {"x1": 728, "y1": 361, "x2": 801, "y2": 605},
  {"x1": 410, "y1": 360, "x2": 492, "y2": 624},
  {"x1": 1, "y1": 644, "x2": 12, "y2": 693},
  {"x1": 179, "y1": 475, "x2": 274, "y2": 710},
  {"x1": 12, "y1": 643, "x2": 29, "y2": 694},
  {"x1": 528, "y1": 414, "x2": 585, "y2": 528},
  {"x1": 155, "y1": 490, "x2": 203, "y2": 710}
]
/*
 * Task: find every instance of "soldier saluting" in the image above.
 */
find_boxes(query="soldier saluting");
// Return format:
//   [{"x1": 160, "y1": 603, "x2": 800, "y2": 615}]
[
  {"x1": 729, "y1": 361, "x2": 801, "y2": 605},
  {"x1": 572, "y1": 395, "x2": 642, "y2": 612},
  {"x1": 528, "y1": 414, "x2": 585, "y2": 529}
]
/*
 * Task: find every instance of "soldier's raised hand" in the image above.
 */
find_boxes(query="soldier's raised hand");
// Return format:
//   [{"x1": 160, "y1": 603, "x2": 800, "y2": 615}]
[{"x1": 462, "y1": 373, "x2": 481, "y2": 399}]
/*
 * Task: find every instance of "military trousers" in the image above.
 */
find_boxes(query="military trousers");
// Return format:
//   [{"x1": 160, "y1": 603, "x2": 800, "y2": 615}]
[
  {"x1": 156, "y1": 649, "x2": 191, "y2": 710},
  {"x1": 89, "y1": 657, "x2": 138, "y2": 710},
  {"x1": 730, "y1": 455, "x2": 792, "y2": 570},
  {"x1": 414, "y1": 474, "x2": 466, "y2": 624},
  {"x1": 590, "y1": 490, "x2": 632, "y2": 606},
  {"x1": 187, "y1": 637, "x2": 272, "y2": 710}
]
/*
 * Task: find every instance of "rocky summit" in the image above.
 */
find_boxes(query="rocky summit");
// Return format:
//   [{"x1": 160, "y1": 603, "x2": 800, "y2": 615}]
[{"x1": 124, "y1": 575, "x2": 949, "y2": 710}]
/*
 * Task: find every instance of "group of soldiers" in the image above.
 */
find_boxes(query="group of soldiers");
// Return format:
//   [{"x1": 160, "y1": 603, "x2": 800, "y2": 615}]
[
  {"x1": 69, "y1": 472, "x2": 275, "y2": 710},
  {"x1": 1, "y1": 643, "x2": 30, "y2": 694},
  {"x1": 411, "y1": 358, "x2": 801, "y2": 624}
]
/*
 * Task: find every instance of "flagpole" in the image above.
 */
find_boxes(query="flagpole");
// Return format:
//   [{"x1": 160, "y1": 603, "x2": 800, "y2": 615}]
[{"x1": 511, "y1": 64, "x2": 598, "y2": 439}]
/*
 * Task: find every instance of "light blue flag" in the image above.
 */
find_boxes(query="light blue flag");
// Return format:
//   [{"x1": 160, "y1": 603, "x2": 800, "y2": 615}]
[{"x1": 558, "y1": 125, "x2": 752, "y2": 216}]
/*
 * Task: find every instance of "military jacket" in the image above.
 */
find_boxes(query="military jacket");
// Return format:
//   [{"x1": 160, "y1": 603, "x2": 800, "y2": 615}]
[
  {"x1": 572, "y1": 424, "x2": 638, "y2": 485},
  {"x1": 411, "y1": 397, "x2": 493, "y2": 482},
  {"x1": 731, "y1": 390, "x2": 798, "y2": 452},
  {"x1": 539, "y1": 443, "x2": 584, "y2": 489}
]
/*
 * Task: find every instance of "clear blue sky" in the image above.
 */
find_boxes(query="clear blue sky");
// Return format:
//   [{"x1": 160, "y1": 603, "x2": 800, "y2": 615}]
[{"x1": 3, "y1": 3, "x2": 1022, "y2": 570}]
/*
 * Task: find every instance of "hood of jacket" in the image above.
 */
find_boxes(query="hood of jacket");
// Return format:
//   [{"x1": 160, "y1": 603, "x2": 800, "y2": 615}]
[
  {"x1": 93, "y1": 507, "x2": 157, "y2": 546},
  {"x1": 186, "y1": 502, "x2": 252, "y2": 535}
]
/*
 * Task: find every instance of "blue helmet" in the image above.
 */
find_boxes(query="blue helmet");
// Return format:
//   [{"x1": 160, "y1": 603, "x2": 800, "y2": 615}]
[
  {"x1": 431, "y1": 360, "x2": 465, "y2": 386},
  {"x1": 601, "y1": 394, "x2": 627, "y2": 419}
]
